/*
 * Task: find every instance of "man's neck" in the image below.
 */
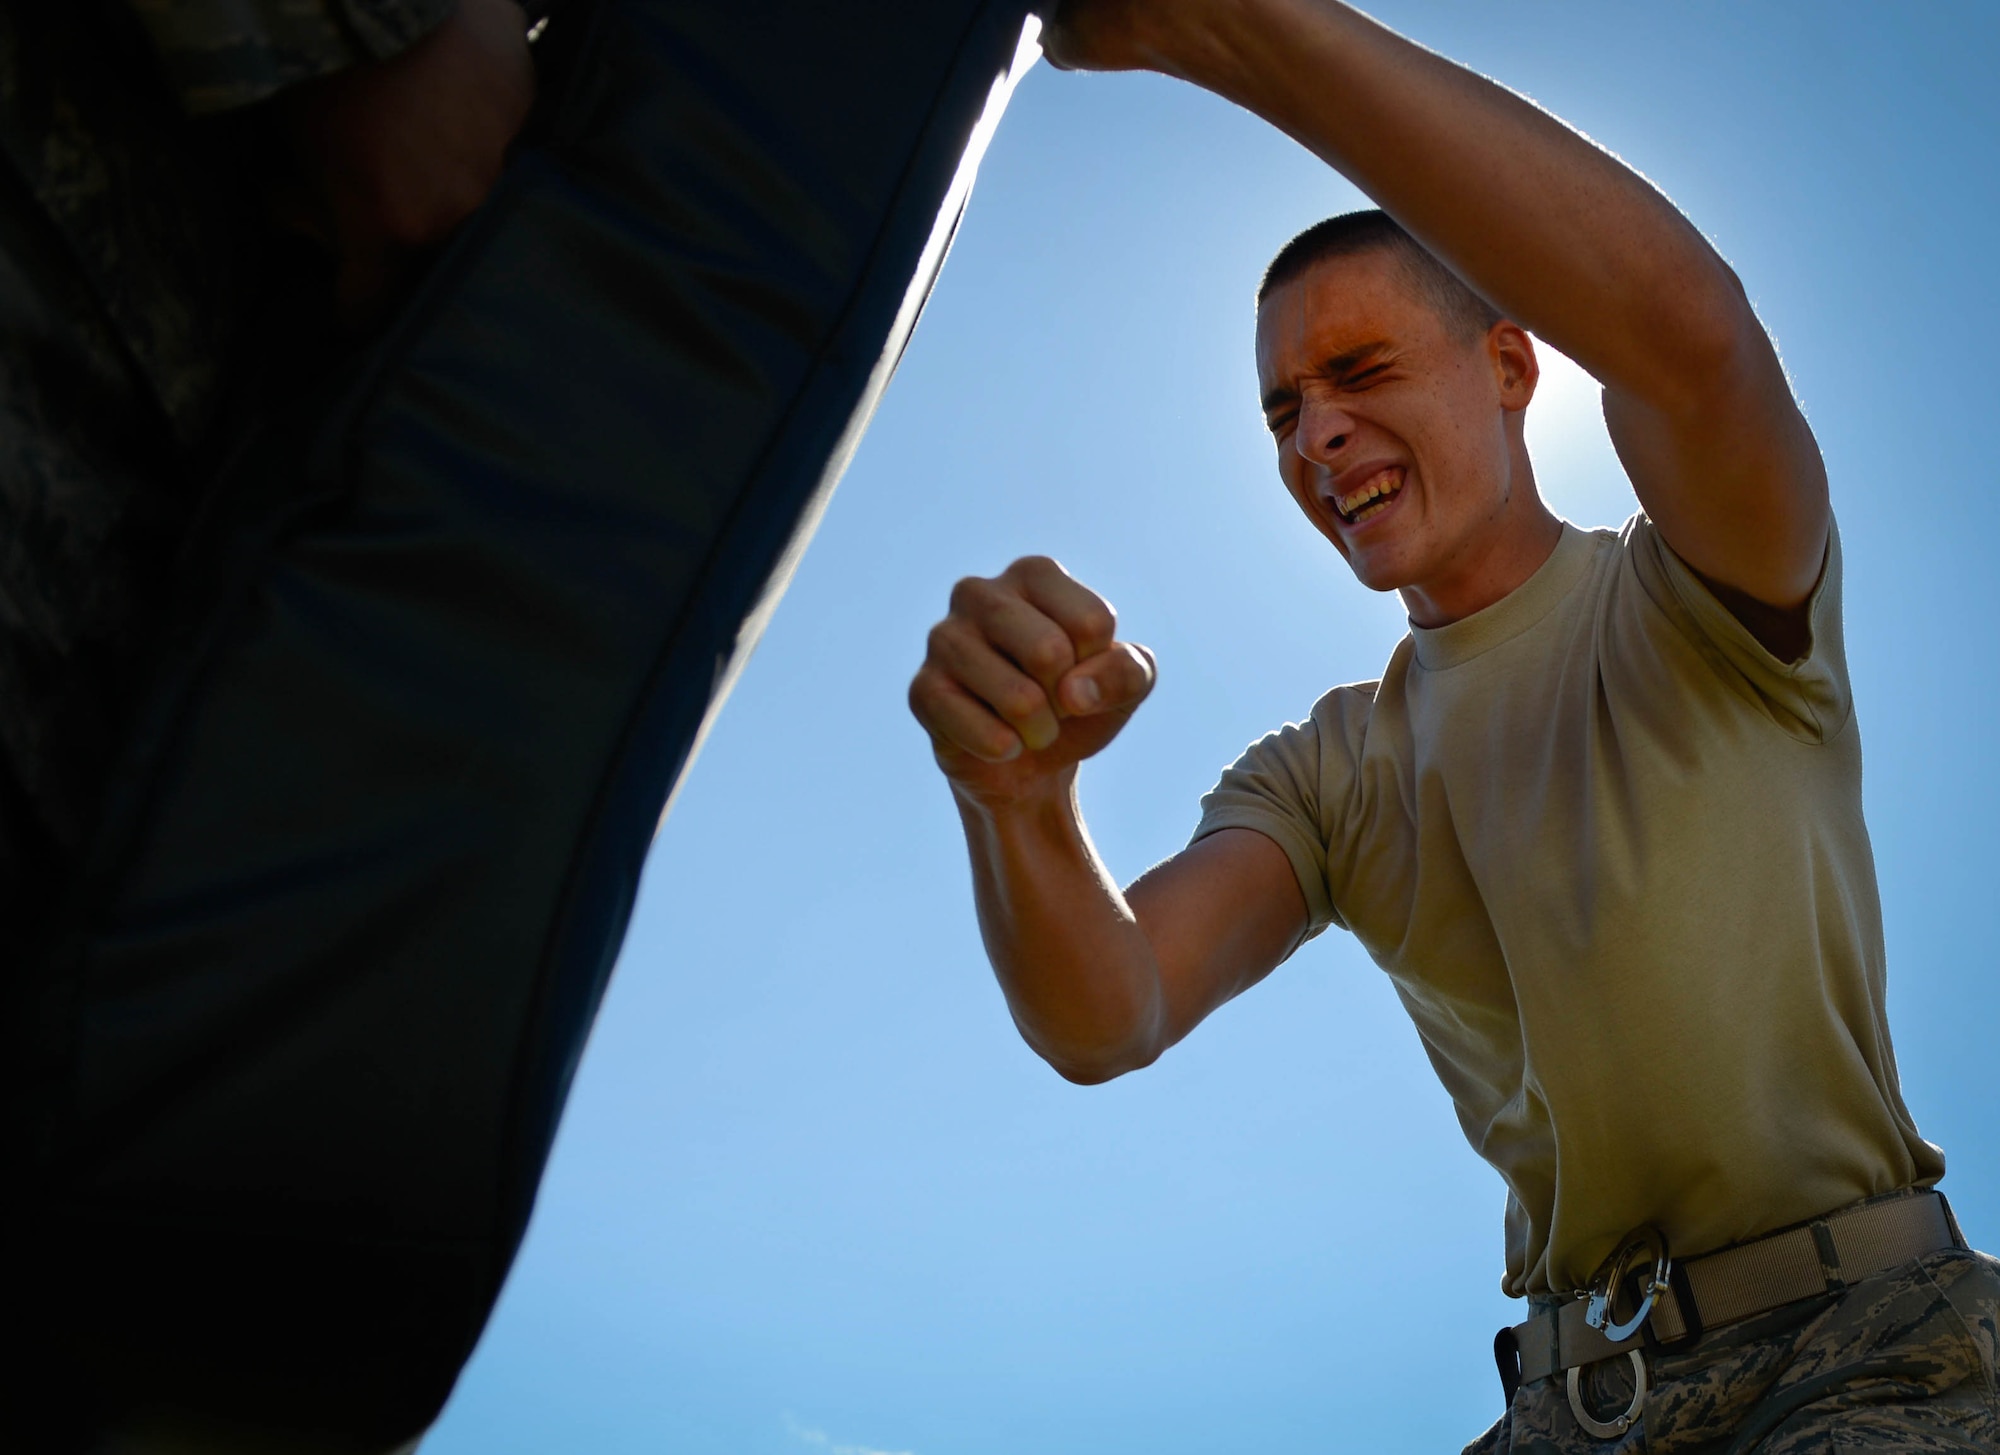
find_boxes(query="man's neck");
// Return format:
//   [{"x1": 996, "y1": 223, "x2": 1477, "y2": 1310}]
[{"x1": 1398, "y1": 495, "x2": 1565, "y2": 629}]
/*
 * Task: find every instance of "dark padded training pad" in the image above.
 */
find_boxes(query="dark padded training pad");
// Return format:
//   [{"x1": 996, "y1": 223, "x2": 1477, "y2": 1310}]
[{"x1": 16, "y1": 0, "x2": 1039, "y2": 1447}]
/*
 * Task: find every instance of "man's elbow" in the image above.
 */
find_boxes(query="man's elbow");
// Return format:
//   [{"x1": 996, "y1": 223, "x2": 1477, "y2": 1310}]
[
  {"x1": 1047, "y1": 1050, "x2": 1148, "y2": 1086},
  {"x1": 1647, "y1": 256, "x2": 1776, "y2": 410},
  {"x1": 1021, "y1": 1021, "x2": 1164, "y2": 1086}
]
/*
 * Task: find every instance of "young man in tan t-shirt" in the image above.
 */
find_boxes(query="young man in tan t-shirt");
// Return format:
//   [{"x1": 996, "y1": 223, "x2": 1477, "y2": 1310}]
[{"x1": 908, "y1": 1, "x2": 1998, "y2": 1448}]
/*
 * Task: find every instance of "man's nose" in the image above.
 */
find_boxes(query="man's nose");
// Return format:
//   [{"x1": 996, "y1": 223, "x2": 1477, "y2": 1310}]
[{"x1": 1293, "y1": 396, "x2": 1355, "y2": 469}]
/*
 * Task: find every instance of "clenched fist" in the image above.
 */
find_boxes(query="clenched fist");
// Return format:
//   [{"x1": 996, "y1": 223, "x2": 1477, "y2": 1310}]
[{"x1": 910, "y1": 557, "x2": 1156, "y2": 804}]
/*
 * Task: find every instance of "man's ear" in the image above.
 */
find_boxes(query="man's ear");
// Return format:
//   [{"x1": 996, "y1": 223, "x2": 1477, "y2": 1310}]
[{"x1": 1489, "y1": 321, "x2": 1539, "y2": 410}]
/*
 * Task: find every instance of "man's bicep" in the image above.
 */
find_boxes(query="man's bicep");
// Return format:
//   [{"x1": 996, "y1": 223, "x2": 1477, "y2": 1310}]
[
  {"x1": 1126, "y1": 827, "x2": 1312, "y2": 1052},
  {"x1": 1602, "y1": 322, "x2": 1829, "y2": 626}
]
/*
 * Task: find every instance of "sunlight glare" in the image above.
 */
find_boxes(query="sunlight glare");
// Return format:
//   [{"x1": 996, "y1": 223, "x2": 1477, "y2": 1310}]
[{"x1": 1524, "y1": 336, "x2": 1638, "y2": 530}]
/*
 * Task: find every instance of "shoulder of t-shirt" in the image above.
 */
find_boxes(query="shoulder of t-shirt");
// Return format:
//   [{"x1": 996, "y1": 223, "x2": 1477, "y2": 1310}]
[
  {"x1": 1612, "y1": 511, "x2": 1853, "y2": 744},
  {"x1": 1201, "y1": 674, "x2": 1386, "y2": 835},
  {"x1": 1224, "y1": 677, "x2": 1380, "y2": 780},
  {"x1": 1312, "y1": 676, "x2": 1380, "y2": 714},
  {"x1": 1305, "y1": 676, "x2": 1383, "y2": 754},
  {"x1": 1193, "y1": 688, "x2": 1369, "y2": 940}
]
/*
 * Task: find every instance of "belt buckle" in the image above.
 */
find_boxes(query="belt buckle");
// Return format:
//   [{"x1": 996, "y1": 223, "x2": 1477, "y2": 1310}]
[{"x1": 1567, "y1": 1226, "x2": 1671, "y2": 1439}]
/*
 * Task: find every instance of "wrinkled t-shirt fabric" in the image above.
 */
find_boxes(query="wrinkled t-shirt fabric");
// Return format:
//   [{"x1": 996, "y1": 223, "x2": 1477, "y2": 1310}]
[{"x1": 1194, "y1": 515, "x2": 1944, "y2": 1297}]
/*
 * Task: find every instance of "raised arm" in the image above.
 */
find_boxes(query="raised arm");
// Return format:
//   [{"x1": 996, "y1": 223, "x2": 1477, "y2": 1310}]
[
  {"x1": 1049, "y1": 0, "x2": 1828, "y2": 634},
  {"x1": 910, "y1": 558, "x2": 1308, "y2": 1083}
]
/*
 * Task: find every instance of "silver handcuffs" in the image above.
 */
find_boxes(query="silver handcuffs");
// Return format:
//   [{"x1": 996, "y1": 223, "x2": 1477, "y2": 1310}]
[{"x1": 1568, "y1": 1226, "x2": 1672, "y2": 1439}]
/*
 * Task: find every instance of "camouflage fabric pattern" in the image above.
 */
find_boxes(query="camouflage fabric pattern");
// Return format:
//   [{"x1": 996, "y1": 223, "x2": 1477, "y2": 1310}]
[
  {"x1": 1466, "y1": 1249, "x2": 2000, "y2": 1453},
  {"x1": 128, "y1": 0, "x2": 456, "y2": 115},
  {"x1": 0, "y1": 1, "x2": 226, "y2": 874},
  {"x1": 0, "y1": 0, "x2": 444, "y2": 868}
]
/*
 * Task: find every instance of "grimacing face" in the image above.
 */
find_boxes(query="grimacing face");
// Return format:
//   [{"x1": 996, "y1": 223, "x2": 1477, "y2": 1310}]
[{"x1": 1255, "y1": 249, "x2": 1540, "y2": 607}]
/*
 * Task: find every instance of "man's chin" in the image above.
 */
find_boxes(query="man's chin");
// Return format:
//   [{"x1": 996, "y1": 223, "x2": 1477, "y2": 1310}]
[{"x1": 1342, "y1": 549, "x2": 1415, "y2": 596}]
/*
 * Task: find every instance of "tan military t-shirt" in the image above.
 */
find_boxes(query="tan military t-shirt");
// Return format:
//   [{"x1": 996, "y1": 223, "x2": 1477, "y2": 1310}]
[{"x1": 1194, "y1": 515, "x2": 1944, "y2": 1297}]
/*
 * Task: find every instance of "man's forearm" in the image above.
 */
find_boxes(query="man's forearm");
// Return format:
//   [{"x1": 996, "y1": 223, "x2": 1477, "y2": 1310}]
[
  {"x1": 955, "y1": 778, "x2": 1167, "y2": 1085},
  {"x1": 1140, "y1": 0, "x2": 1754, "y2": 407}
]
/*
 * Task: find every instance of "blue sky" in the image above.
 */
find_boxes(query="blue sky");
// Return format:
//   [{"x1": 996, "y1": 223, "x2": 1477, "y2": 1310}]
[{"x1": 424, "y1": 4, "x2": 2000, "y2": 1450}]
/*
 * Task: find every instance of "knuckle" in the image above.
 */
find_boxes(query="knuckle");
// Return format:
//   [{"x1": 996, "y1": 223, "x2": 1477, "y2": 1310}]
[
  {"x1": 948, "y1": 575, "x2": 1000, "y2": 615},
  {"x1": 1020, "y1": 632, "x2": 1075, "y2": 677},
  {"x1": 934, "y1": 617, "x2": 986, "y2": 658},
  {"x1": 997, "y1": 683, "x2": 1047, "y2": 723},
  {"x1": 908, "y1": 675, "x2": 950, "y2": 726},
  {"x1": 1080, "y1": 604, "x2": 1116, "y2": 642}
]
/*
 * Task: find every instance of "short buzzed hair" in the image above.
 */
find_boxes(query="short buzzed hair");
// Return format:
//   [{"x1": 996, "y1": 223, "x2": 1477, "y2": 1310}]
[{"x1": 1258, "y1": 209, "x2": 1503, "y2": 342}]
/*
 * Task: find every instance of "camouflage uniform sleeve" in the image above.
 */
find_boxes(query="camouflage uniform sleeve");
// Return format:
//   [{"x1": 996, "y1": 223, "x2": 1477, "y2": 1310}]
[{"x1": 123, "y1": 0, "x2": 458, "y2": 114}]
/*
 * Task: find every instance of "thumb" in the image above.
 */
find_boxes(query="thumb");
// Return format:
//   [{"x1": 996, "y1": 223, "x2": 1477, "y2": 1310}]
[{"x1": 1057, "y1": 642, "x2": 1156, "y2": 716}]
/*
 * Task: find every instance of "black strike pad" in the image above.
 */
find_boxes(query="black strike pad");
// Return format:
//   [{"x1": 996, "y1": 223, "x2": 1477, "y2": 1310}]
[{"x1": 14, "y1": 0, "x2": 1039, "y2": 1447}]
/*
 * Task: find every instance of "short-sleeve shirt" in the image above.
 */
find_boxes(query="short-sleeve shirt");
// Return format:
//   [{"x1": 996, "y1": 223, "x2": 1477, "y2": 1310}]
[{"x1": 1194, "y1": 515, "x2": 1944, "y2": 1297}]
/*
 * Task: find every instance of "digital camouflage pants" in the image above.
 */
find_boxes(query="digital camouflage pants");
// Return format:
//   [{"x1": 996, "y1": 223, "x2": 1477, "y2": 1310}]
[{"x1": 1467, "y1": 1249, "x2": 2000, "y2": 1454}]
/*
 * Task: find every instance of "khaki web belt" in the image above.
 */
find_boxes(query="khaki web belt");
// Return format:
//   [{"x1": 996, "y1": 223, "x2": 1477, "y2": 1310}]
[{"x1": 1494, "y1": 1189, "x2": 1963, "y2": 1431}]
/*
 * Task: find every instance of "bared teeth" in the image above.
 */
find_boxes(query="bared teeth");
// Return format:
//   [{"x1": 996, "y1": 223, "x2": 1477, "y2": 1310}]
[{"x1": 1335, "y1": 469, "x2": 1402, "y2": 518}]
